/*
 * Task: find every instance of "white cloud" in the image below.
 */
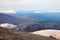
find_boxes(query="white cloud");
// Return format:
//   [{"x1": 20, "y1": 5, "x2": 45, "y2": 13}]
[
  {"x1": 0, "y1": 0, "x2": 60, "y2": 11},
  {"x1": 0, "y1": 23, "x2": 17, "y2": 29},
  {"x1": 0, "y1": 9, "x2": 16, "y2": 14},
  {"x1": 48, "y1": 10, "x2": 60, "y2": 12}
]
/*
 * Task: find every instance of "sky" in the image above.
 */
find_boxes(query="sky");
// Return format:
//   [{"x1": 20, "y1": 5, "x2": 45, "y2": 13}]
[{"x1": 0, "y1": 0, "x2": 60, "y2": 13}]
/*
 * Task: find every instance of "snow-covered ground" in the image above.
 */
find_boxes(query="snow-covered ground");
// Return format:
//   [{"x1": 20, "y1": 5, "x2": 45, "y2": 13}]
[{"x1": 30, "y1": 29, "x2": 60, "y2": 40}]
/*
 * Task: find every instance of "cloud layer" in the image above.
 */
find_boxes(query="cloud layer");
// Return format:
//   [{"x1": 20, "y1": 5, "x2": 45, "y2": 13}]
[
  {"x1": 0, "y1": 0, "x2": 60, "y2": 11},
  {"x1": 0, "y1": 9, "x2": 16, "y2": 14},
  {"x1": 0, "y1": 23, "x2": 17, "y2": 29}
]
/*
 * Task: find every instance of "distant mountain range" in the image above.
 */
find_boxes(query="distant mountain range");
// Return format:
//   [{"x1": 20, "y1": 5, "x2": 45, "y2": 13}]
[
  {"x1": 0, "y1": 11, "x2": 60, "y2": 32},
  {"x1": 0, "y1": 13, "x2": 37, "y2": 31},
  {"x1": 14, "y1": 11, "x2": 60, "y2": 31}
]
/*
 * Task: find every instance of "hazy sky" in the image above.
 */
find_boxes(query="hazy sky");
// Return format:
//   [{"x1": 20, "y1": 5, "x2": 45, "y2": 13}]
[{"x1": 0, "y1": 0, "x2": 60, "y2": 12}]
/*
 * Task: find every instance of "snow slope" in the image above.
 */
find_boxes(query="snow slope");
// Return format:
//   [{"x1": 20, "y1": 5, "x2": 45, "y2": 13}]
[{"x1": 31, "y1": 29, "x2": 60, "y2": 40}]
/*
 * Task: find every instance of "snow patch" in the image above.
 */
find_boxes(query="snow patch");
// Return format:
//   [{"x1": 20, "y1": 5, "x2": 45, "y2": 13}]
[{"x1": 31, "y1": 29, "x2": 60, "y2": 39}]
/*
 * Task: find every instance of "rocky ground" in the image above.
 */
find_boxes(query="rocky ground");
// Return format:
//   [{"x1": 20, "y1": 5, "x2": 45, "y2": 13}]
[{"x1": 0, "y1": 27, "x2": 57, "y2": 40}]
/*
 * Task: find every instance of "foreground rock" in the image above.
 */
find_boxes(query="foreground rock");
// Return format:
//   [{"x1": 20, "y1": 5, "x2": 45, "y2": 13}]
[{"x1": 0, "y1": 27, "x2": 56, "y2": 40}]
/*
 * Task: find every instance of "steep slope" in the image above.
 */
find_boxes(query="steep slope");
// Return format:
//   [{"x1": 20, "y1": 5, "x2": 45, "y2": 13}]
[{"x1": 0, "y1": 27, "x2": 57, "y2": 40}]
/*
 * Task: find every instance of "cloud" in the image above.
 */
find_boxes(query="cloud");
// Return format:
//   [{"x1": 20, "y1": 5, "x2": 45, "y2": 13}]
[
  {"x1": 0, "y1": 23, "x2": 17, "y2": 29},
  {"x1": 48, "y1": 10, "x2": 60, "y2": 12},
  {"x1": 0, "y1": 0, "x2": 60, "y2": 11},
  {"x1": 0, "y1": 9, "x2": 16, "y2": 14},
  {"x1": 0, "y1": 0, "x2": 2, "y2": 1}
]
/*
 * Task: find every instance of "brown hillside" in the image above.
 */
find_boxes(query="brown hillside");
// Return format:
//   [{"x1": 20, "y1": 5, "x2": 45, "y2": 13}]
[{"x1": 0, "y1": 27, "x2": 57, "y2": 40}]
